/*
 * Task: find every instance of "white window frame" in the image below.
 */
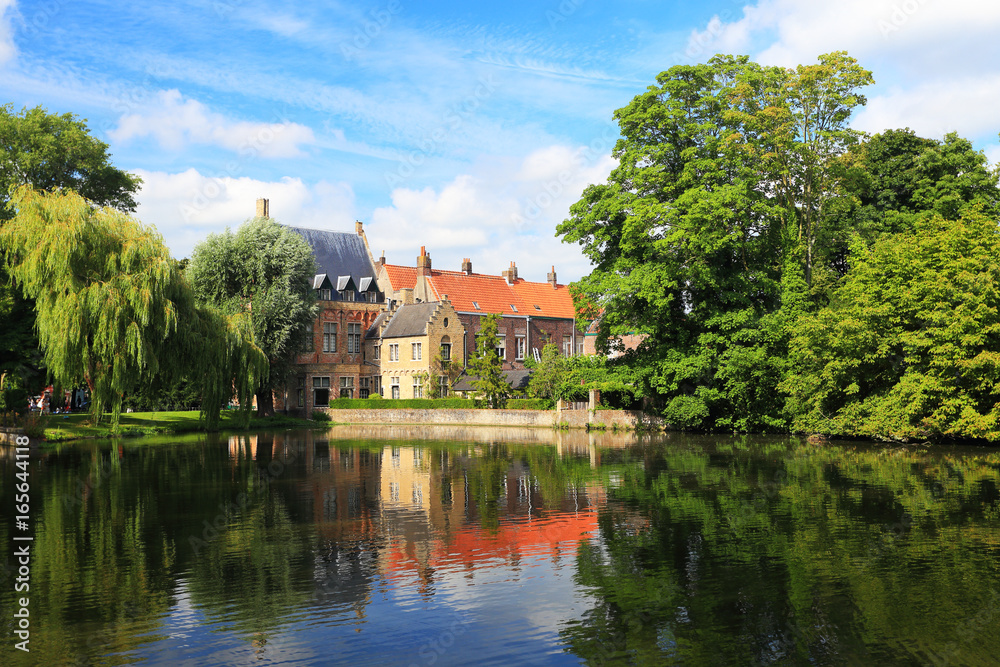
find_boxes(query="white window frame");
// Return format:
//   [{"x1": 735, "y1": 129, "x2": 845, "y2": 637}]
[
  {"x1": 496, "y1": 335, "x2": 506, "y2": 360},
  {"x1": 515, "y1": 336, "x2": 525, "y2": 360},
  {"x1": 389, "y1": 344, "x2": 399, "y2": 362},
  {"x1": 323, "y1": 322, "x2": 337, "y2": 353},
  {"x1": 391, "y1": 376, "x2": 400, "y2": 399},
  {"x1": 412, "y1": 375, "x2": 423, "y2": 398},
  {"x1": 348, "y1": 323, "x2": 361, "y2": 354},
  {"x1": 412, "y1": 342, "x2": 422, "y2": 361}
]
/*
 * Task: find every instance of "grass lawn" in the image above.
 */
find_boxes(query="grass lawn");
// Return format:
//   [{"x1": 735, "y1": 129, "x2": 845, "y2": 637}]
[{"x1": 41, "y1": 410, "x2": 328, "y2": 443}]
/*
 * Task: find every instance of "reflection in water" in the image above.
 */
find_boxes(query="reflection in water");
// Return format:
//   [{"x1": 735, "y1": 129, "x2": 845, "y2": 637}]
[{"x1": 1, "y1": 430, "x2": 998, "y2": 665}]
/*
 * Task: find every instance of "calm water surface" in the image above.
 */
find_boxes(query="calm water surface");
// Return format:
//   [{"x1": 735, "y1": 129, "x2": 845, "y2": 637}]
[{"x1": 1, "y1": 426, "x2": 999, "y2": 666}]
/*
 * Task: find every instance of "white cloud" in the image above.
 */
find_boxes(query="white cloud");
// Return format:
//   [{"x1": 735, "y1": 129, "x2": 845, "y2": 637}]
[
  {"x1": 853, "y1": 75, "x2": 1000, "y2": 139},
  {"x1": 110, "y1": 90, "x2": 315, "y2": 158},
  {"x1": 369, "y1": 145, "x2": 616, "y2": 282},
  {"x1": 0, "y1": 0, "x2": 17, "y2": 67},
  {"x1": 686, "y1": 0, "x2": 1000, "y2": 69},
  {"x1": 133, "y1": 169, "x2": 356, "y2": 259}
]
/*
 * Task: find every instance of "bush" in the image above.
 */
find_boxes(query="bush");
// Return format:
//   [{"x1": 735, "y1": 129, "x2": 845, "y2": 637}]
[
  {"x1": 507, "y1": 398, "x2": 554, "y2": 410},
  {"x1": 311, "y1": 410, "x2": 332, "y2": 422}
]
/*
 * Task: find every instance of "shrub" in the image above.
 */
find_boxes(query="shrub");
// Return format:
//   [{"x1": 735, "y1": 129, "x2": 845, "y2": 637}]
[
  {"x1": 311, "y1": 410, "x2": 332, "y2": 422},
  {"x1": 507, "y1": 398, "x2": 554, "y2": 410}
]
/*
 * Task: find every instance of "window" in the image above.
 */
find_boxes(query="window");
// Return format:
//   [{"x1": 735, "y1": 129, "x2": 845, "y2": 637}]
[
  {"x1": 412, "y1": 375, "x2": 423, "y2": 398},
  {"x1": 313, "y1": 376, "x2": 330, "y2": 406},
  {"x1": 472, "y1": 301, "x2": 480, "y2": 310},
  {"x1": 439, "y1": 376, "x2": 449, "y2": 398},
  {"x1": 320, "y1": 288, "x2": 331, "y2": 301},
  {"x1": 391, "y1": 377, "x2": 400, "y2": 399},
  {"x1": 360, "y1": 377, "x2": 370, "y2": 399},
  {"x1": 339, "y1": 290, "x2": 355, "y2": 301},
  {"x1": 496, "y1": 335, "x2": 506, "y2": 360},
  {"x1": 515, "y1": 336, "x2": 525, "y2": 360},
  {"x1": 373, "y1": 376, "x2": 381, "y2": 396},
  {"x1": 534, "y1": 305, "x2": 541, "y2": 311},
  {"x1": 577, "y1": 340, "x2": 585, "y2": 356},
  {"x1": 323, "y1": 322, "x2": 337, "y2": 353},
  {"x1": 441, "y1": 343, "x2": 451, "y2": 361},
  {"x1": 563, "y1": 335, "x2": 571, "y2": 356},
  {"x1": 374, "y1": 345, "x2": 380, "y2": 361},
  {"x1": 339, "y1": 376, "x2": 354, "y2": 398},
  {"x1": 510, "y1": 304, "x2": 518, "y2": 312},
  {"x1": 443, "y1": 317, "x2": 449, "y2": 327},
  {"x1": 305, "y1": 323, "x2": 314, "y2": 352},
  {"x1": 297, "y1": 376, "x2": 305, "y2": 407},
  {"x1": 389, "y1": 343, "x2": 399, "y2": 362},
  {"x1": 348, "y1": 323, "x2": 361, "y2": 353},
  {"x1": 412, "y1": 342, "x2": 422, "y2": 361}
]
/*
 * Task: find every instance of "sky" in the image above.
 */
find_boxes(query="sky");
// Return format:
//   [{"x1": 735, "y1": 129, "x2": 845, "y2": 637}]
[{"x1": 2, "y1": 0, "x2": 999, "y2": 283}]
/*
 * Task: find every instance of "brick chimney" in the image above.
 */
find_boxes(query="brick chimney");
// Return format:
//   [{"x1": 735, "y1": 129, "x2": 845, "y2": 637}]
[
  {"x1": 355, "y1": 220, "x2": 364, "y2": 235},
  {"x1": 256, "y1": 198, "x2": 269, "y2": 219},
  {"x1": 378, "y1": 250, "x2": 386, "y2": 267},
  {"x1": 417, "y1": 246, "x2": 432, "y2": 277},
  {"x1": 461, "y1": 258, "x2": 473, "y2": 275},
  {"x1": 547, "y1": 265, "x2": 557, "y2": 288},
  {"x1": 502, "y1": 261, "x2": 518, "y2": 285}
]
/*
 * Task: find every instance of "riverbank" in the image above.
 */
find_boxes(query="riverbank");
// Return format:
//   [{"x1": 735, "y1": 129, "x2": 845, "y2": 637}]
[{"x1": 38, "y1": 410, "x2": 329, "y2": 443}]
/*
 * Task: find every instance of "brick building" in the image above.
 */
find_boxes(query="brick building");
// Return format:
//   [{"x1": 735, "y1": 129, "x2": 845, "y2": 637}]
[
  {"x1": 375, "y1": 248, "x2": 585, "y2": 371},
  {"x1": 271, "y1": 209, "x2": 385, "y2": 414}
]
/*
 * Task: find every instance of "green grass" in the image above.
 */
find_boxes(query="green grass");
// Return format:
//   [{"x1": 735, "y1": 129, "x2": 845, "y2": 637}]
[{"x1": 40, "y1": 410, "x2": 329, "y2": 443}]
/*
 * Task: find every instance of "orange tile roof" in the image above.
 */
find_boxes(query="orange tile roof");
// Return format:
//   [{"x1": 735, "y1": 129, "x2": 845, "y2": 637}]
[
  {"x1": 382, "y1": 264, "x2": 418, "y2": 291},
  {"x1": 510, "y1": 279, "x2": 576, "y2": 319},
  {"x1": 383, "y1": 263, "x2": 576, "y2": 319}
]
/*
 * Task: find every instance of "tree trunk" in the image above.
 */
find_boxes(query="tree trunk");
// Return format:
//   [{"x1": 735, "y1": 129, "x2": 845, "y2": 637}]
[{"x1": 255, "y1": 387, "x2": 275, "y2": 418}]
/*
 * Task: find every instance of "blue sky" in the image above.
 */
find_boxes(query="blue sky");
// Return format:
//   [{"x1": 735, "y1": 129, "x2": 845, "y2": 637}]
[{"x1": 3, "y1": 0, "x2": 999, "y2": 282}]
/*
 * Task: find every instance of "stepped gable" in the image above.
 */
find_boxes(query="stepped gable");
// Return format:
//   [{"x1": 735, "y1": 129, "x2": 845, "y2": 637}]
[
  {"x1": 288, "y1": 226, "x2": 377, "y2": 286},
  {"x1": 381, "y1": 301, "x2": 440, "y2": 338}
]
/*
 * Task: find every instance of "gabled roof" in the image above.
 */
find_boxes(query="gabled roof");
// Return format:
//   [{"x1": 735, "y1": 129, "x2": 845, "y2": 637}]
[
  {"x1": 510, "y1": 280, "x2": 576, "y2": 319},
  {"x1": 359, "y1": 277, "x2": 373, "y2": 292},
  {"x1": 381, "y1": 301, "x2": 440, "y2": 339},
  {"x1": 336, "y1": 275, "x2": 356, "y2": 291},
  {"x1": 365, "y1": 311, "x2": 388, "y2": 340},
  {"x1": 288, "y1": 227, "x2": 377, "y2": 289},
  {"x1": 382, "y1": 262, "x2": 575, "y2": 319},
  {"x1": 313, "y1": 274, "x2": 333, "y2": 290}
]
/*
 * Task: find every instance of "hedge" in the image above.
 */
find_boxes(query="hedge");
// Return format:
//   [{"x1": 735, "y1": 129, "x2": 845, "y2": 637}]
[{"x1": 328, "y1": 397, "x2": 554, "y2": 410}]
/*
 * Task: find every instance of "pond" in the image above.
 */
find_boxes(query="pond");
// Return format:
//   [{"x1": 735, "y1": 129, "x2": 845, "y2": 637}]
[{"x1": 1, "y1": 426, "x2": 999, "y2": 665}]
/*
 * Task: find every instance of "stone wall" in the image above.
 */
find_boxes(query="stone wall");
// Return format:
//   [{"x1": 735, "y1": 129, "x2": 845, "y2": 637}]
[
  {"x1": 322, "y1": 407, "x2": 667, "y2": 430},
  {"x1": 0, "y1": 427, "x2": 26, "y2": 446}
]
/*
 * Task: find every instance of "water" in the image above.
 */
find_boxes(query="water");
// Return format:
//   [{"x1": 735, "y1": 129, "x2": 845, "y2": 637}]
[{"x1": 1, "y1": 427, "x2": 999, "y2": 665}]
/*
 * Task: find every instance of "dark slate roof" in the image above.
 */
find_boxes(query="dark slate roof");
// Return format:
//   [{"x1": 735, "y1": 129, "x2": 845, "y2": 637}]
[
  {"x1": 453, "y1": 369, "x2": 532, "y2": 392},
  {"x1": 381, "y1": 302, "x2": 439, "y2": 339},
  {"x1": 287, "y1": 227, "x2": 377, "y2": 288},
  {"x1": 365, "y1": 311, "x2": 388, "y2": 339}
]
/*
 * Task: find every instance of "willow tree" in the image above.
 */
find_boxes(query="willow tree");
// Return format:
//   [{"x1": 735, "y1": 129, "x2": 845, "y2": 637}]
[
  {"x1": 188, "y1": 216, "x2": 317, "y2": 417},
  {"x1": 0, "y1": 187, "x2": 265, "y2": 428}
]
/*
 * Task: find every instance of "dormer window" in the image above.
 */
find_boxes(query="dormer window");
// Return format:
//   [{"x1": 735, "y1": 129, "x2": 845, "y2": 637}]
[
  {"x1": 320, "y1": 289, "x2": 331, "y2": 301},
  {"x1": 340, "y1": 290, "x2": 354, "y2": 301}
]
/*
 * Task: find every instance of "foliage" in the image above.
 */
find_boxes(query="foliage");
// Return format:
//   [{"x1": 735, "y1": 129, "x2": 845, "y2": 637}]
[
  {"x1": 466, "y1": 313, "x2": 510, "y2": 409},
  {"x1": 559, "y1": 52, "x2": 1000, "y2": 438},
  {"x1": 0, "y1": 104, "x2": 143, "y2": 398},
  {"x1": 188, "y1": 216, "x2": 317, "y2": 416},
  {"x1": 526, "y1": 343, "x2": 643, "y2": 405},
  {"x1": 425, "y1": 353, "x2": 463, "y2": 399},
  {"x1": 0, "y1": 188, "x2": 266, "y2": 429},
  {"x1": 311, "y1": 409, "x2": 332, "y2": 422},
  {"x1": 782, "y1": 209, "x2": 1000, "y2": 441},
  {"x1": 330, "y1": 397, "x2": 477, "y2": 409}
]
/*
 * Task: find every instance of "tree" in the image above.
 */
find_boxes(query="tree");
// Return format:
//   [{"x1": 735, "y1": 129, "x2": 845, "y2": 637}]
[
  {"x1": 467, "y1": 313, "x2": 510, "y2": 409},
  {"x1": 0, "y1": 187, "x2": 265, "y2": 429},
  {"x1": 782, "y1": 209, "x2": 1000, "y2": 441},
  {"x1": 558, "y1": 53, "x2": 874, "y2": 431},
  {"x1": 188, "y1": 216, "x2": 318, "y2": 416},
  {"x1": 0, "y1": 104, "x2": 143, "y2": 401}
]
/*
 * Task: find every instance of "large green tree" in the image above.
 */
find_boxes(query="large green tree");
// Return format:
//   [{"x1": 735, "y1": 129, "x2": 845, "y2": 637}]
[
  {"x1": 0, "y1": 104, "x2": 142, "y2": 397},
  {"x1": 782, "y1": 208, "x2": 1000, "y2": 441},
  {"x1": 558, "y1": 52, "x2": 874, "y2": 431},
  {"x1": 0, "y1": 187, "x2": 265, "y2": 429},
  {"x1": 187, "y1": 217, "x2": 317, "y2": 416}
]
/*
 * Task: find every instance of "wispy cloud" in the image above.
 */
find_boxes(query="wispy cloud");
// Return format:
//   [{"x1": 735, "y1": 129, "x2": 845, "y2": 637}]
[
  {"x1": 0, "y1": 0, "x2": 17, "y2": 67},
  {"x1": 109, "y1": 90, "x2": 315, "y2": 157}
]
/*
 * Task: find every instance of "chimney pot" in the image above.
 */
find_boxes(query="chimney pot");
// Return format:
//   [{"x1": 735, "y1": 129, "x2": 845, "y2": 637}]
[{"x1": 256, "y1": 198, "x2": 269, "y2": 219}]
